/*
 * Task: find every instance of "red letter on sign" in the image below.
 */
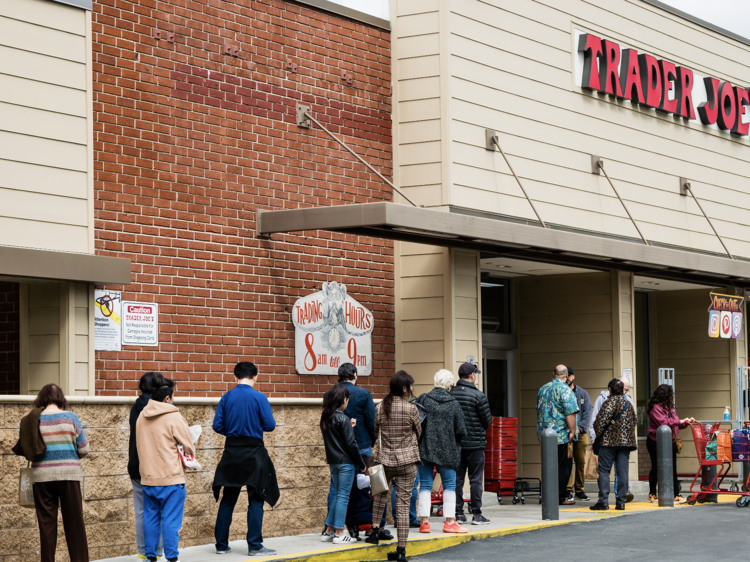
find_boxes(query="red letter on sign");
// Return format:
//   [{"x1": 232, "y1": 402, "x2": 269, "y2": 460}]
[
  {"x1": 657, "y1": 60, "x2": 678, "y2": 114},
  {"x1": 717, "y1": 81, "x2": 737, "y2": 131},
  {"x1": 697, "y1": 77, "x2": 720, "y2": 125},
  {"x1": 620, "y1": 49, "x2": 645, "y2": 104},
  {"x1": 599, "y1": 40, "x2": 624, "y2": 98},
  {"x1": 732, "y1": 86, "x2": 749, "y2": 136},
  {"x1": 638, "y1": 53, "x2": 661, "y2": 108},
  {"x1": 674, "y1": 66, "x2": 696, "y2": 120},
  {"x1": 578, "y1": 33, "x2": 603, "y2": 91}
]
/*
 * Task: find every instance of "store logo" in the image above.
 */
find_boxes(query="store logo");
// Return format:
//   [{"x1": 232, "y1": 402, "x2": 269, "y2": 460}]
[
  {"x1": 707, "y1": 292, "x2": 744, "y2": 339},
  {"x1": 578, "y1": 33, "x2": 750, "y2": 137}
]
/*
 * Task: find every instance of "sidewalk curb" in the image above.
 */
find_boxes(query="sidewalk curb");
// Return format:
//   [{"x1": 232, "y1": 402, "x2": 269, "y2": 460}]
[{"x1": 242, "y1": 515, "x2": 617, "y2": 562}]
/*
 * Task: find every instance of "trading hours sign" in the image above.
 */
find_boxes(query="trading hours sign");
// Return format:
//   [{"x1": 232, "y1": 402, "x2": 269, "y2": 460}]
[{"x1": 292, "y1": 282, "x2": 374, "y2": 376}]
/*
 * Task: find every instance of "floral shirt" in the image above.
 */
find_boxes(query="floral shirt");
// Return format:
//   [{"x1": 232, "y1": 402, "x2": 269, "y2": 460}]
[{"x1": 536, "y1": 378, "x2": 579, "y2": 444}]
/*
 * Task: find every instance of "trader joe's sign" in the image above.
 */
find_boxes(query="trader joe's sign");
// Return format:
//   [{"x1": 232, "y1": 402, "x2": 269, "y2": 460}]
[
  {"x1": 707, "y1": 292, "x2": 744, "y2": 339},
  {"x1": 292, "y1": 282, "x2": 374, "y2": 375}
]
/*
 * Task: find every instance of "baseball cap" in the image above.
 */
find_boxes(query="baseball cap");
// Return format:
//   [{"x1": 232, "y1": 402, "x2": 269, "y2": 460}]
[
  {"x1": 567, "y1": 367, "x2": 574, "y2": 375},
  {"x1": 458, "y1": 362, "x2": 481, "y2": 376}
]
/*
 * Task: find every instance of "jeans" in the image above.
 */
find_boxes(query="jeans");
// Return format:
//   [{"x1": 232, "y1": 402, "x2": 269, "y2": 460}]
[
  {"x1": 327, "y1": 447, "x2": 372, "y2": 526},
  {"x1": 455, "y1": 449, "x2": 485, "y2": 515},
  {"x1": 391, "y1": 473, "x2": 419, "y2": 525},
  {"x1": 325, "y1": 464, "x2": 357, "y2": 530},
  {"x1": 557, "y1": 443, "x2": 573, "y2": 504},
  {"x1": 215, "y1": 487, "x2": 265, "y2": 551},
  {"x1": 417, "y1": 461, "x2": 457, "y2": 519},
  {"x1": 143, "y1": 484, "x2": 186, "y2": 560},
  {"x1": 132, "y1": 480, "x2": 163, "y2": 556},
  {"x1": 597, "y1": 447, "x2": 630, "y2": 507}
]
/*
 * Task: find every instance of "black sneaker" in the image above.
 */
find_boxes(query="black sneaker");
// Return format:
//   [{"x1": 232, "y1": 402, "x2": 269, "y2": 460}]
[
  {"x1": 589, "y1": 502, "x2": 609, "y2": 511},
  {"x1": 456, "y1": 513, "x2": 467, "y2": 523},
  {"x1": 566, "y1": 491, "x2": 574, "y2": 502},
  {"x1": 575, "y1": 492, "x2": 590, "y2": 501},
  {"x1": 378, "y1": 528, "x2": 394, "y2": 541},
  {"x1": 365, "y1": 529, "x2": 380, "y2": 545},
  {"x1": 472, "y1": 514, "x2": 490, "y2": 525},
  {"x1": 216, "y1": 547, "x2": 232, "y2": 554},
  {"x1": 615, "y1": 504, "x2": 625, "y2": 511}
]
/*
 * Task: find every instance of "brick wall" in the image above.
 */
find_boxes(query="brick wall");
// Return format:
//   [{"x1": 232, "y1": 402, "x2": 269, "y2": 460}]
[
  {"x1": 93, "y1": 0, "x2": 394, "y2": 397},
  {"x1": 0, "y1": 283, "x2": 20, "y2": 395},
  {"x1": 0, "y1": 401, "x2": 327, "y2": 561}
]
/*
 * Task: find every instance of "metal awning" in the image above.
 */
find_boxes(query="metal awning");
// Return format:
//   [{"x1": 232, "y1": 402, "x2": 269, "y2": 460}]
[
  {"x1": 257, "y1": 202, "x2": 750, "y2": 288},
  {"x1": 0, "y1": 245, "x2": 131, "y2": 285}
]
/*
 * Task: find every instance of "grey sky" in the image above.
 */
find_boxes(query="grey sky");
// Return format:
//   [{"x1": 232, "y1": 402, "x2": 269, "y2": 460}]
[{"x1": 656, "y1": 0, "x2": 750, "y2": 40}]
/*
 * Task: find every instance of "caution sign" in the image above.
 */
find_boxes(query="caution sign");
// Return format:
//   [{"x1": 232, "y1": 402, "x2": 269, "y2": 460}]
[
  {"x1": 94, "y1": 290, "x2": 122, "y2": 351},
  {"x1": 708, "y1": 292, "x2": 744, "y2": 339},
  {"x1": 122, "y1": 301, "x2": 159, "y2": 347}
]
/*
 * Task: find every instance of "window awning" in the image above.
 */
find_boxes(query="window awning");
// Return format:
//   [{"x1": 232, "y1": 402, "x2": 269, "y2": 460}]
[
  {"x1": 0, "y1": 246, "x2": 131, "y2": 285},
  {"x1": 257, "y1": 202, "x2": 750, "y2": 288}
]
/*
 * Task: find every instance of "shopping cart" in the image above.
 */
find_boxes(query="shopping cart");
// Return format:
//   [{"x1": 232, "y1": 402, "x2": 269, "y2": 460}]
[{"x1": 686, "y1": 421, "x2": 750, "y2": 507}]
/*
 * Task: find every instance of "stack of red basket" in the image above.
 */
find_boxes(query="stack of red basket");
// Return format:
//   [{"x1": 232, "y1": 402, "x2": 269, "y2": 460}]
[{"x1": 484, "y1": 417, "x2": 517, "y2": 495}]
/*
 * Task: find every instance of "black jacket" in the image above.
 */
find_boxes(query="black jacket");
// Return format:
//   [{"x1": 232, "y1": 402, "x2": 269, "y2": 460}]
[
  {"x1": 127, "y1": 393, "x2": 151, "y2": 481},
  {"x1": 450, "y1": 380, "x2": 492, "y2": 450},
  {"x1": 416, "y1": 388, "x2": 467, "y2": 470},
  {"x1": 322, "y1": 410, "x2": 366, "y2": 470},
  {"x1": 212, "y1": 436, "x2": 280, "y2": 506}
]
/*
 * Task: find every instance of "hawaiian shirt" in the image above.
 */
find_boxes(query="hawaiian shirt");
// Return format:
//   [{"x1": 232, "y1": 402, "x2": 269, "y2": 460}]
[{"x1": 536, "y1": 378, "x2": 579, "y2": 444}]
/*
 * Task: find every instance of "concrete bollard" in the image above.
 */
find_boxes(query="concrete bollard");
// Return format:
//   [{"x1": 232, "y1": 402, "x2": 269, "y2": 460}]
[
  {"x1": 541, "y1": 428, "x2": 559, "y2": 520},
  {"x1": 657, "y1": 425, "x2": 674, "y2": 507}
]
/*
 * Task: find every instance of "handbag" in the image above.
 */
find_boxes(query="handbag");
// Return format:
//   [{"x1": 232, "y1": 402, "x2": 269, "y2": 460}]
[
  {"x1": 19, "y1": 462, "x2": 34, "y2": 509},
  {"x1": 592, "y1": 402, "x2": 629, "y2": 456},
  {"x1": 367, "y1": 430, "x2": 389, "y2": 495}
]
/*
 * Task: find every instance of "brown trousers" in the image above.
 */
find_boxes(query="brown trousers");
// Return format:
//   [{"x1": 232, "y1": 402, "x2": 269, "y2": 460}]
[
  {"x1": 33, "y1": 480, "x2": 89, "y2": 562},
  {"x1": 567, "y1": 433, "x2": 590, "y2": 494},
  {"x1": 371, "y1": 463, "x2": 418, "y2": 548}
]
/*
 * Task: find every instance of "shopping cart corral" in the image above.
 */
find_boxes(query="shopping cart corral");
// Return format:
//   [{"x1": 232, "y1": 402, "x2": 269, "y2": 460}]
[{"x1": 686, "y1": 420, "x2": 750, "y2": 507}]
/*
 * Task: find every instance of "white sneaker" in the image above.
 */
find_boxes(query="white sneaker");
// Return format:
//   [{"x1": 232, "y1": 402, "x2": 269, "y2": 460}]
[
  {"x1": 332, "y1": 532, "x2": 356, "y2": 544},
  {"x1": 321, "y1": 531, "x2": 335, "y2": 542}
]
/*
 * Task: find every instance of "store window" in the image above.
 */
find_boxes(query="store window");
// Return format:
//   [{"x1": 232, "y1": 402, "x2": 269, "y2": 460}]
[
  {"x1": 481, "y1": 275, "x2": 512, "y2": 334},
  {"x1": 0, "y1": 282, "x2": 20, "y2": 394}
]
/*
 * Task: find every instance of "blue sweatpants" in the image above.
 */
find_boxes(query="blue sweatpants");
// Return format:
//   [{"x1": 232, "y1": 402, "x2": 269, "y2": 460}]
[{"x1": 143, "y1": 483, "x2": 186, "y2": 560}]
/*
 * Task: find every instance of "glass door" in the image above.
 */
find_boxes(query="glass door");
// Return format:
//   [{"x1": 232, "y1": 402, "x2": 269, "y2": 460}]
[{"x1": 483, "y1": 348, "x2": 513, "y2": 417}]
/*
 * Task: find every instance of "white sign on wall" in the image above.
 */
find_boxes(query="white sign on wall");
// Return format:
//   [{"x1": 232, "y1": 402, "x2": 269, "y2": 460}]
[
  {"x1": 121, "y1": 301, "x2": 159, "y2": 347},
  {"x1": 94, "y1": 290, "x2": 121, "y2": 351},
  {"x1": 292, "y1": 282, "x2": 374, "y2": 376}
]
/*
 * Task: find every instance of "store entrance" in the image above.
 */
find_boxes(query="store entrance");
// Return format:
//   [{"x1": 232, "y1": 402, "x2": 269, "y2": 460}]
[{"x1": 483, "y1": 348, "x2": 513, "y2": 417}]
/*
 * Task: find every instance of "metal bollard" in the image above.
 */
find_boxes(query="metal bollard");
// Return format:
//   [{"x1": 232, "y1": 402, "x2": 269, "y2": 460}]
[
  {"x1": 657, "y1": 425, "x2": 674, "y2": 507},
  {"x1": 541, "y1": 428, "x2": 559, "y2": 520}
]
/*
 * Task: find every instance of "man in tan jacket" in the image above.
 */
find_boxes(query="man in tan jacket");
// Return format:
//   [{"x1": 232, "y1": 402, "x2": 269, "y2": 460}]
[{"x1": 136, "y1": 379, "x2": 195, "y2": 562}]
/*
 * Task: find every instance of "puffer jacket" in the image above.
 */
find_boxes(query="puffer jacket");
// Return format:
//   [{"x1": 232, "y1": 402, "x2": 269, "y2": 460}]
[
  {"x1": 593, "y1": 395, "x2": 637, "y2": 450},
  {"x1": 449, "y1": 380, "x2": 491, "y2": 450},
  {"x1": 416, "y1": 388, "x2": 467, "y2": 470}
]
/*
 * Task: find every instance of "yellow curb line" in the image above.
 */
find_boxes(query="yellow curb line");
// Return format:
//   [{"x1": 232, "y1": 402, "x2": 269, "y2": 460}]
[{"x1": 239, "y1": 515, "x2": 620, "y2": 562}]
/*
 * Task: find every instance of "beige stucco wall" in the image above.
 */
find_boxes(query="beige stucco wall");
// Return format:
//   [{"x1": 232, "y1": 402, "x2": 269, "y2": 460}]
[
  {"x1": 391, "y1": 0, "x2": 750, "y2": 257},
  {"x1": 0, "y1": 401, "x2": 327, "y2": 561},
  {"x1": 0, "y1": 0, "x2": 94, "y2": 254}
]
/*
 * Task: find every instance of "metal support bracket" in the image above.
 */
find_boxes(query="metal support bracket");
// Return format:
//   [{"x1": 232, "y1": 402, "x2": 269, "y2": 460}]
[
  {"x1": 295, "y1": 105, "x2": 418, "y2": 207},
  {"x1": 680, "y1": 178, "x2": 734, "y2": 259},
  {"x1": 486, "y1": 129, "x2": 548, "y2": 228},
  {"x1": 593, "y1": 157, "x2": 650, "y2": 246},
  {"x1": 296, "y1": 104, "x2": 311, "y2": 128}
]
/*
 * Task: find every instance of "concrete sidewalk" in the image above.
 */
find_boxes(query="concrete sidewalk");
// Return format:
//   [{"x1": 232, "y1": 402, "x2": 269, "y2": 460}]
[{"x1": 97, "y1": 492, "x2": 645, "y2": 562}]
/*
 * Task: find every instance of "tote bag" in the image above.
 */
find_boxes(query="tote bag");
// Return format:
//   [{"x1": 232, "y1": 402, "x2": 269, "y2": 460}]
[
  {"x1": 367, "y1": 430, "x2": 389, "y2": 495},
  {"x1": 19, "y1": 462, "x2": 34, "y2": 509}
]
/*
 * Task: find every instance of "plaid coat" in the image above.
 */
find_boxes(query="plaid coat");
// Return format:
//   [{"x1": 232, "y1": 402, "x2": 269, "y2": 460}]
[{"x1": 373, "y1": 396, "x2": 421, "y2": 467}]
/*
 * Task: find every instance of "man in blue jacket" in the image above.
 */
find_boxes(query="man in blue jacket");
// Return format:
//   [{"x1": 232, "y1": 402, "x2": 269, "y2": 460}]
[{"x1": 212, "y1": 362, "x2": 278, "y2": 556}]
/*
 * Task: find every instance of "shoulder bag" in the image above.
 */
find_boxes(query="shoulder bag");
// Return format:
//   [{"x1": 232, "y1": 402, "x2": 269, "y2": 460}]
[
  {"x1": 367, "y1": 429, "x2": 389, "y2": 495},
  {"x1": 592, "y1": 401, "x2": 629, "y2": 456},
  {"x1": 19, "y1": 461, "x2": 34, "y2": 509}
]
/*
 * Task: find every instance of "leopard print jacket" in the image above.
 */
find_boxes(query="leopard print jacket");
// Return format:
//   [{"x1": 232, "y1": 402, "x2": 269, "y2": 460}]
[{"x1": 593, "y1": 395, "x2": 638, "y2": 450}]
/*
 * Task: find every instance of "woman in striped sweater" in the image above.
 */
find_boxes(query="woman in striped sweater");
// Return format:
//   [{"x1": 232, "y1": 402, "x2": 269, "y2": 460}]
[{"x1": 31, "y1": 384, "x2": 90, "y2": 562}]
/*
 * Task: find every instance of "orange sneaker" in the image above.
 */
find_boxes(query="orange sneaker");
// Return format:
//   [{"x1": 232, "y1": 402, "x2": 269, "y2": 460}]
[
  {"x1": 419, "y1": 521, "x2": 430, "y2": 533},
  {"x1": 443, "y1": 521, "x2": 468, "y2": 534}
]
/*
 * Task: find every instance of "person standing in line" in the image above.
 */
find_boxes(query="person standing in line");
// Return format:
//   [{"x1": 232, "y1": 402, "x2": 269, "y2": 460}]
[
  {"x1": 536, "y1": 365, "x2": 579, "y2": 506},
  {"x1": 364, "y1": 370, "x2": 422, "y2": 562},
  {"x1": 589, "y1": 375, "x2": 635, "y2": 503},
  {"x1": 136, "y1": 378, "x2": 195, "y2": 562},
  {"x1": 646, "y1": 384, "x2": 694, "y2": 504},
  {"x1": 16, "y1": 384, "x2": 90, "y2": 562},
  {"x1": 565, "y1": 368, "x2": 592, "y2": 502},
  {"x1": 590, "y1": 378, "x2": 638, "y2": 511},
  {"x1": 320, "y1": 384, "x2": 366, "y2": 544},
  {"x1": 212, "y1": 361, "x2": 279, "y2": 556},
  {"x1": 415, "y1": 369, "x2": 468, "y2": 534},
  {"x1": 128, "y1": 372, "x2": 165, "y2": 560},
  {"x1": 450, "y1": 362, "x2": 492, "y2": 525}
]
